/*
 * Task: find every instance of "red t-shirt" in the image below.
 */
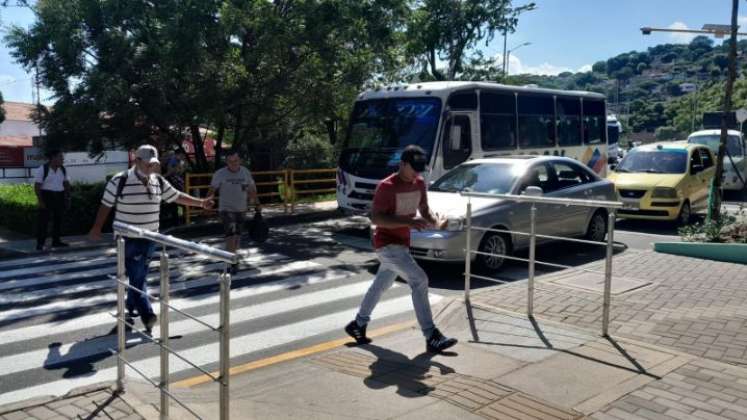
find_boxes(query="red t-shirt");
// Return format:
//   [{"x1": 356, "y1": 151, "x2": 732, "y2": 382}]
[{"x1": 372, "y1": 173, "x2": 427, "y2": 249}]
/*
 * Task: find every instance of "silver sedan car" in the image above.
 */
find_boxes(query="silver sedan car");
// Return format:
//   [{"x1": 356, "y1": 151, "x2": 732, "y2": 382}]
[{"x1": 410, "y1": 156, "x2": 617, "y2": 272}]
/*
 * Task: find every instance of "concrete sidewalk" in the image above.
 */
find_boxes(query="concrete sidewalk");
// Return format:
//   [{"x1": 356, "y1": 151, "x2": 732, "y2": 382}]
[
  {"x1": 4, "y1": 237, "x2": 747, "y2": 419},
  {"x1": 112, "y1": 297, "x2": 735, "y2": 420},
  {"x1": 0, "y1": 200, "x2": 340, "y2": 259}
]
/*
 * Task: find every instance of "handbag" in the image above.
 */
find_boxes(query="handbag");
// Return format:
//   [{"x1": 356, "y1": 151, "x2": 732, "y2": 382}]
[{"x1": 247, "y1": 208, "x2": 269, "y2": 243}]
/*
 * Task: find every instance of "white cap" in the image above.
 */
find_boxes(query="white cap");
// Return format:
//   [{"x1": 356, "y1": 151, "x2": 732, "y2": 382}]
[{"x1": 135, "y1": 145, "x2": 159, "y2": 164}]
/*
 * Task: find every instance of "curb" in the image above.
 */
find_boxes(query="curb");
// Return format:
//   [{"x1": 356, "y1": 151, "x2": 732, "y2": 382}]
[
  {"x1": 654, "y1": 240, "x2": 747, "y2": 264},
  {"x1": 0, "y1": 382, "x2": 113, "y2": 416},
  {"x1": 0, "y1": 208, "x2": 343, "y2": 260}
]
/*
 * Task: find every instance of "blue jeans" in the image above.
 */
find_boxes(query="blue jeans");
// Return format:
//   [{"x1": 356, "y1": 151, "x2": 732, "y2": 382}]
[
  {"x1": 125, "y1": 238, "x2": 156, "y2": 316},
  {"x1": 356, "y1": 245, "x2": 435, "y2": 338}
]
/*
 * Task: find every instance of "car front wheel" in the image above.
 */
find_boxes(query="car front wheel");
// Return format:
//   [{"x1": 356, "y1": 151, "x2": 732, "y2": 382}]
[
  {"x1": 475, "y1": 232, "x2": 510, "y2": 273},
  {"x1": 585, "y1": 210, "x2": 608, "y2": 242},
  {"x1": 677, "y1": 201, "x2": 691, "y2": 226}
]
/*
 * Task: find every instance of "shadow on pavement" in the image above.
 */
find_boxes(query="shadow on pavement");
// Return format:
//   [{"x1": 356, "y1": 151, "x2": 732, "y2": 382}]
[
  {"x1": 355, "y1": 343, "x2": 457, "y2": 398},
  {"x1": 464, "y1": 304, "x2": 660, "y2": 379}
]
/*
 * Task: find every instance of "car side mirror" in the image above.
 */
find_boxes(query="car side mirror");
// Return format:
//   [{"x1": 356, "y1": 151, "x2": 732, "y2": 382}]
[{"x1": 522, "y1": 186, "x2": 543, "y2": 197}]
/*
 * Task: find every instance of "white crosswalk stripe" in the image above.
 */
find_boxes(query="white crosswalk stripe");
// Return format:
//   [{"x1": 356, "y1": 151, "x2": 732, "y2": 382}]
[{"x1": 0, "y1": 242, "x2": 439, "y2": 406}]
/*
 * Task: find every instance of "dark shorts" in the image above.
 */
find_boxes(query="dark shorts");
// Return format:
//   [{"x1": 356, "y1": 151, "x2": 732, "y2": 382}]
[{"x1": 220, "y1": 211, "x2": 246, "y2": 237}]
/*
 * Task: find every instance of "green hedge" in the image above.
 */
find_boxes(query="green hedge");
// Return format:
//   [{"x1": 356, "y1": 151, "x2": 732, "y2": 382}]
[{"x1": 0, "y1": 182, "x2": 110, "y2": 236}]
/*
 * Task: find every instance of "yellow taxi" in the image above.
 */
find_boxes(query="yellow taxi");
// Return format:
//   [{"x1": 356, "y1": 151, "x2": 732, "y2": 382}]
[{"x1": 607, "y1": 142, "x2": 716, "y2": 225}]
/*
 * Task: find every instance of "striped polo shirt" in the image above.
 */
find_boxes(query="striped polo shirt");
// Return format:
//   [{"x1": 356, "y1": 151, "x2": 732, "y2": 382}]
[{"x1": 101, "y1": 167, "x2": 181, "y2": 232}]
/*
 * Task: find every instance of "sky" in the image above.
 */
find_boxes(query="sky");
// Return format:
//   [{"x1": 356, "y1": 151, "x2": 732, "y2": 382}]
[{"x1": 0, "y1": 0, "x2": 745, "y2": 104}]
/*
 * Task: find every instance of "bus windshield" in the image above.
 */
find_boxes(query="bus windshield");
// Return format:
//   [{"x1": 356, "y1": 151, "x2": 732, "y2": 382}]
[
  {"x1": 340, "y1": 97, "x2": 442, "y2": 178},
  {"x1": 688, "y1": 135, "x2": 744, "y2": 157}
]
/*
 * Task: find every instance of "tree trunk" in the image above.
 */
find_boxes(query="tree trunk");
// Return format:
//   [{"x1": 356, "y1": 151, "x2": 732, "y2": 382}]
[
  {"x1": 189, "y1": 125, "x2": 209, "y2": 172},
  {"x1": 709, "y1": 0, "x2": 739, "y2": 222},
  {"x1": 214, "y1": 117, "x2": 226, "y2": 169}
]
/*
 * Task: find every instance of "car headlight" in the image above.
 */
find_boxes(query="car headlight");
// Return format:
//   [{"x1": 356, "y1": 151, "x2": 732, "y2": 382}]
[
  {"x1": 651, "y1": 187, "x2": 678, "y2": 199},
  {"x1": 445, "y1": 217, "x2": 466, "y2": 231}
]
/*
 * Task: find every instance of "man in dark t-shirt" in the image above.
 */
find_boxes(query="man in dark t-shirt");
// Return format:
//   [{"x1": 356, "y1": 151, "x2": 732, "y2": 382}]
[{"x1": 345, "y1": 145, "x2": 458, "y2": 353}]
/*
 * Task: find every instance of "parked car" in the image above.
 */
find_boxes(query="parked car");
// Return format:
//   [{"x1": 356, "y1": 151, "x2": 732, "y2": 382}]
[
  {"x1": 607, "y1": 142, "x2": 716, "y2": 225},
  {"x1": 410, "y1": 156, "x2": 617, "y2": 272},
  {"x1": 687, "y1": 129, "x2": 746, "y2": 191}
]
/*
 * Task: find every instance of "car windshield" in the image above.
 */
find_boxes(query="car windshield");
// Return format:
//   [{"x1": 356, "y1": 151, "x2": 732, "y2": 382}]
[
  {"x1": 615, "y1": 149, "x2": 688, "y2": 174},
  {"x1": 688, "y1": 135, "x2": 744, "y2": 157},
  {"x1": 430, "y1": 162, "x2": 518, "y2": 194}
]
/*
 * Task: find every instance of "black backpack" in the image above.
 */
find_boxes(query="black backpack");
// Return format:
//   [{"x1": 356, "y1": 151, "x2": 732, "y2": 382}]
[
  {"x1": 113, "y1": 171, "x2": 165, "y2": 206},
  {"x1": 42, "y1": 163, "x2": 66, "y2": 181}
]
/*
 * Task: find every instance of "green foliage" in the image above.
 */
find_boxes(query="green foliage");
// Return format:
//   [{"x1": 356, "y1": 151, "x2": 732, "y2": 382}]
[
  {"x1": 655, "y1": 126, "x2": 683, "y2": 140},
  {"x1": 404, "y1": 0, "x2": 535, "y2": 80},
  {"x1": 0, "y1": 91, "x2": 5, "y2": 125},
  {"x1": 679, "y1": 205, "x2": 746, "y2": 243},
  {"x1": 0, "y1": 182, "x2": 109, "y2": 236},
  {"x1": 283, "y1": 131, "x2": 336, "y2": 170}
]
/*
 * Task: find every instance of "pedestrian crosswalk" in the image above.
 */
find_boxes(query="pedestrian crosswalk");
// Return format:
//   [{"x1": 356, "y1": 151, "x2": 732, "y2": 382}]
[{"x1": 0, "y1": 238, "x2": 442, "y2": 406}]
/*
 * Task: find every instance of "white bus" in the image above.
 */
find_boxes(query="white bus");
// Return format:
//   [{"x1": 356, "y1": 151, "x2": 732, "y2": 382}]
[
  {"x1": 607, "y1": 114, "x2": 622, "y2": 162},
  {"x1": 336, "y1": 81, "x2": 609, "y2": 213}
]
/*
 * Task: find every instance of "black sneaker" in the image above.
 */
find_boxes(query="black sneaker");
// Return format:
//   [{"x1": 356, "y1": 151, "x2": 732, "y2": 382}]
[
  {"x1": 345, "y1": 320, "x2": 372, "y2": 345},
  {"x1": 230, "y1": 263, "x2": 239, "y2": 275},
  {"x1": 142, "y1": 313, "x2": 158, "y2": 334},
  {"x1": 52, "y1": 241, "x2": 69, "y2": 247},
  {"x1": 426, "y1": 328, "x2": 457, "y2": 353}
]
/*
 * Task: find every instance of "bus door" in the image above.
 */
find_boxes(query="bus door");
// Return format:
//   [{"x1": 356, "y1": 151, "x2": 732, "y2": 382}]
[{"x1": 441, "y1": 111, "x2": 478, "y2": 172}]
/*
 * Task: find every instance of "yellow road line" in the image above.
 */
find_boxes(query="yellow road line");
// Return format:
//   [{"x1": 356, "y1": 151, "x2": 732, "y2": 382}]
[{"x1": 172, "y1": 321, "x2": 415, "y2": 388}]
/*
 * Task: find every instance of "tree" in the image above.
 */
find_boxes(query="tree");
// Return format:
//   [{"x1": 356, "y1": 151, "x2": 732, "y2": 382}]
[
  {"x1": 0, "y1": 92, "x2": 5, "y2": 125},
  {"x1": 405, "y1": 0, "x2": 535, "y2": 80},
  {"x1": 591, "y1": 60, "x2": 606, "y2": 73},
  {"x1": 655, "y1": 126, "x2": 681, "y2": 140},
  {"x1": 5, "y1": 0, "x2": 408, "y2": 171},
  {"x1": 710, "y1": 0, "x2": 739, "y2": 222}
]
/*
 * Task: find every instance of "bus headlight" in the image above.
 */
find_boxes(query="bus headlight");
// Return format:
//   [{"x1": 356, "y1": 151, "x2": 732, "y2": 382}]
[
  {"x1": 651, "y1": 187, "x2": 678, "y2": 199},
  {"x1": 445, "y1": 217, "x2": 466, "y2": 231}
]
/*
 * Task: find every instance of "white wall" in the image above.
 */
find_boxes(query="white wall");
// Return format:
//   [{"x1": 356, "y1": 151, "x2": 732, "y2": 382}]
[
  {"x1": 0, "y1": 150, "x2": 129, "y2": 185},
  {"x1": 0, "y1": 120, "x2": 40, "y2": 137}
]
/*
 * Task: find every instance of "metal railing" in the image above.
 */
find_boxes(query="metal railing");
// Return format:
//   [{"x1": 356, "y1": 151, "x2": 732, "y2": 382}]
[
  {"x1": 183, "y1": 168, "x2": 336, "y2": 223},
  {"x1": 288, "y1": 168, "x2": 336, "y2": 213},
  {"x1": 461, "y1": 192, "x2": 623, "y2": 336},
  {"x1": 112, "y1": 221, "x2": 239, "y2": 419},
  {"x1": 184, "y1": 170, "x2": 289, "y2": 224}
]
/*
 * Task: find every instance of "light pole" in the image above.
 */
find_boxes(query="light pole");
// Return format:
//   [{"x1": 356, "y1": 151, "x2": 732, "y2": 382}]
[{"x1": 504, "y1": 42, "x2": 531, "y2": 76}]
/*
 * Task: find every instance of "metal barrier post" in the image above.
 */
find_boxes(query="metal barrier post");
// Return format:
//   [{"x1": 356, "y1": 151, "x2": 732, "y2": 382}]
[
  {"x1": 219, "y1": 271, "x2": 231, "y2": 420},
  {"x1": 464, "y1": 201, "x2": 472, "y2": 303},
  {"x1": 283, "y1": 170, "x2": 290, "y2": 214},
  {"x1": 116, "y1": 236, "x2": 126, "y2": 392},
  {"x1": 159, "y1": 245, "x2": 170, "y2": 420},
  {"x1": 289, "y1": 170, "x2": 296, "y2": 214},
  {"x1": 602, "y1": 211, "x2": 616, "y2": 336},
  {"x1": 185, "y1": 174, "x2": 192, "y2": 225},
  {"x1": 528, "y1": 204, "x2": 537, "y2": 317}
]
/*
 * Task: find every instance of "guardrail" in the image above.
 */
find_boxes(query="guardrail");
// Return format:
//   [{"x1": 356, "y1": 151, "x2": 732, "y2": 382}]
[
  {"x1": 111, "y1": 221, "x2": 239, "y2": 419},
  {"x1": 183, "y1": 168, "x2": 335, "y2": 224},
  {"x1": 288, "y1": 168, "x2": 336, "y2": 213},
  {"x1": 461, "y1": 191, "x2": 623, "y2": 336}
]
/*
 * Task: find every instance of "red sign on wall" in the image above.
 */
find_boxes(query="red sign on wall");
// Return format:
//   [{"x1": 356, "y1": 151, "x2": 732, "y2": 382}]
[{"x1": 0, "y1": 147, "x2": 25, "y2": 167}]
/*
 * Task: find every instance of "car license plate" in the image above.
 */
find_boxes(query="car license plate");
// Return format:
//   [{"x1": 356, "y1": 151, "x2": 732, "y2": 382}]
[{"x1": 622, "y1": 202, "x2": 639, "y2": 211}]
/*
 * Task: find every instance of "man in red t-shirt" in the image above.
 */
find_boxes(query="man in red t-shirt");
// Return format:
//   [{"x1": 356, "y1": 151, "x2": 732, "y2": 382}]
[{"x1": 345, "y1": 145, "x2": 458, "y2": 353}]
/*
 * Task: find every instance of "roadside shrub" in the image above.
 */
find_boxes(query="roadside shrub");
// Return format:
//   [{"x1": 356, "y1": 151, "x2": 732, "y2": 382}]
[
  {"x1": 0, "y1": 182, "x2": 111, "y2": 236},
  {"x1": 679, "y1": 205, "x2": 747, "y2": 243}
]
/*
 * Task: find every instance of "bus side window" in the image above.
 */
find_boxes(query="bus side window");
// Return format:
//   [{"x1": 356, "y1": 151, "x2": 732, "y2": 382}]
[
  {"x1": 518, "y1": 94, "x2": 555, "y2": 149},
  {"x1": 582, "y1": 99, "x2": 605, "y2": 145},
  {"x1": 443, "y1": 115, "x2": 472, "y2": 170},
  {"x1": 557, "y1": 98, "x2": 582, "y2": 146}
]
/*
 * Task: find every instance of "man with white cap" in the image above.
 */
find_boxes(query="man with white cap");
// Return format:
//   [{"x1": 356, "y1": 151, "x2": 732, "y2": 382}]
[{"x1": 88, "y1": 144, "x2": 214, "y2": 332}]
